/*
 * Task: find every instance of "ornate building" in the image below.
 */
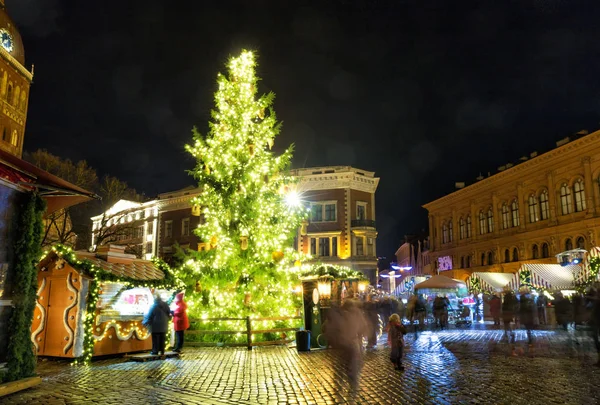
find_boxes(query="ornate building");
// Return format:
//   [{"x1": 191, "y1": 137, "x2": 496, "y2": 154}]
[
  {"x1": 290, "y1": 166, "x2": 380, "y2": 284},
  {"x1": 423, "y1": 129, "x2": 600, "y2": 281},
  {"x1": 0, "y1": 0, "x2": 32, "y2": 158}
]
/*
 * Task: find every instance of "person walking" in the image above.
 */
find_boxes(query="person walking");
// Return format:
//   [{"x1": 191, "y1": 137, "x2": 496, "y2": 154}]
[
  {"x1": 502, "y1": 289, "x2": 518, "y2": 343},
  {"x1": 537, "y1": 293, "x2": 547, "y2": 326},
  {"x1": 143, "y1": 293, "x2": 172, "y2": 356},
  {"x1": 519, "y1": 287, "x2": 536, "y2": 345},
  {"x1": 586, "y1": 283, "x2": 600, "y2": 366},
  {"x1": 554, "y1": 292, "x2": 572, "y2": 331},
  {"x1": 388, "y1": 313, "x2": 407, "y2": 371},
  {"x1": 489, "y1": 294, "x2": 501, "y2": 327},
  {"x1": 172, "y1": 292, "x2": 190, "y2": 353}
]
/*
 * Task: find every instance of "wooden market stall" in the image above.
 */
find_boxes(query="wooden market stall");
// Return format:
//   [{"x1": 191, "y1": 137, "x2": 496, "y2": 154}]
[{"x1": 31, "y1": 245, "x2": 173, "y2": 358}]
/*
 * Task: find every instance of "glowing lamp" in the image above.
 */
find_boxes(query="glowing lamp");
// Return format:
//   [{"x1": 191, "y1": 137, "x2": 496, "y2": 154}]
[
  {"x1": 285, "y1": 190, "x2": 301, "y2": 207},
  {"x1": 192, "y1": 205, "x2": 201, "y2": 216},
  {"x1": 358, "y1": 281, "x2": 368, "y2": 292},
  {"x1": 317, "y1": 276, "x2": 332, "y2": 300}
]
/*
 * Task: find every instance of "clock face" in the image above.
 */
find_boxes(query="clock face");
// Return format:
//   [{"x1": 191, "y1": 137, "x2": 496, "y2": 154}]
[{"x1": 0, "y1": 29, "x2": 13, "y2": 52}]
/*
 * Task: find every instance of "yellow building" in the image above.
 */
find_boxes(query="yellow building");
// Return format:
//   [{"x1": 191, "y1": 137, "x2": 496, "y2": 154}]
[{"x1": 423, "y1": 129, "x2": 600, "y2": 282}]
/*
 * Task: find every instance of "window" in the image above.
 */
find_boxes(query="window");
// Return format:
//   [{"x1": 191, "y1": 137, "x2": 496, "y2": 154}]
[
  {"x1": 164, "y1": 221, "x2": 173, "y2": 238},
  {"x1": 512, "y1": 248, "x2": 518, "y2": 262},
  {"x1": 565, "y1": 238, "x2": 573, "y2": 251},
  {"x1": 511, "y1": 200, "x2": 520, "y2": 227},
  {"x1": 487, "y1": 208, "x2": 494, "y2": 233},
  {"x1": 356, "y1": 236, "x2": 364, "y2": 255},
  {"x1": 504, "y1": 249, "x2": 510, "y2": 263},
  {"x1": 182, "y1": 218, "x2": 190, "y2": 236},
  {"x1": 528, "y1": 195, "x2": 539, "y2": 223},
  {"x1": 19, "y1": 91, "x2": 26, "y2": 111},
  {"x1": 459, "y1": 217, "x2": 465, "y2": 240},
  {"x1": 311, "y1": 202, "x2": 337, "y2": 222},
  {"x1": 135, "y1": 225, "x2": 144, "y2": 239},
  {"x1": 487, "y1": 251, "x2": 493, "y2": 265},
  {"x1": 10, "y1": 130, "x2": 17, "y2": 147},
  {"x1": 146, "y1": 221, "x2": 153, "y2": 235},
  {"x1": 332, "y1": 237, "x2": 338, "y2": 257},
  {"x1": 479, "y1": 211, "x2": 486, "y2": 235},
  {"x1": 6, "y1": 83, "x2": 12, "y2": 103},
  {"x1": 560, "y1": 184, "x2": 573, "y2": 215},
  {"x1": 466, "y1": 215, "x2": 472, "y2": 238},
  {"x1": 325, "y1": 203, "x2": 336, "y2": 221},
  {"x1": 576, "y1": 236, "x2": 585, "y2": 249},
  {"x1": 448, "y1": 220, "x2": 453, "y2": 242},
  {"x1": 502, "y1": 204, "x2": 510, "y2": 229},
  {"x1": 481, "y1": 253, "x2": 485, "y2": 266},
  {"x1": 310, "y1": 238, "x2": 317, "y2": 255},
  {"x1": 357, "y1": 202, "x2": 367, "y2": 220},
  {"x1": 466, "y1": 256, "x2": 471, "y2": 268},
  {"x1": 1, "y1": 127, "x2": 6, "y2": 141},
  {"x1": 573, "y1": 179, "x2": 586, "y2": 212},
  {"x1": 539, "y1": 190, "x2": 549, "y2": 220},
  {"x1": 13, "y1": 86, "x2": 19, "y2": 107},
  {"x1": 442, "y1": 222, "x2": 448, "y2": 244},
  {"x1": 460, "y1": 256, "x2": 465, "y2": 268},
  {"x1": 146, "y1": 242, "x2": 153, "y2": 254},
  {"x1": 542, "y1": 243, "x2": 549, "y2": 258},
  {"x1": 319, "y1": 238, "x2": 330, "y2": 256},
  {"x1": 532, "y1": 244, "x2": 539, "y2": 259}
]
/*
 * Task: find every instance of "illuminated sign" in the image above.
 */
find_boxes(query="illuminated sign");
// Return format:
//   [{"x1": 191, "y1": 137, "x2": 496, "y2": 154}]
[{"x1": 437, "y1": 256, "x2": 453, "y2": 271}]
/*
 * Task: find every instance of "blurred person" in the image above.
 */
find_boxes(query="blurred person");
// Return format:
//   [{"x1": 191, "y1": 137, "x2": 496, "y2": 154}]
[
  {"x1": 388, "y1": 313, "x2": 407, "y2": 371},
  {"x1": 502, "y1": 288, "x2": 518, "y2": 343},
  {"x1": 339, "y1": 299, "x2": 367, "y2": 390},
  {"x1": 489, "y1": 294, "x2": 502, "y2": 326},
  {"x1": 364, "y1": 295, "x2": 379, "y2": 349},
  {"x1": 585, "y1": 283, "x2": 600, "y2": 366},
  {"x1": 536, "y1": 293, "x2": 548, "y2": 326},
  {"x1": 554, "y1": 291, "x2": 572, "y2": 331},
  {"x1": 171, "y1": 292, "x2": 189, "y2": 353},
  {"x1": 519, "y1": 287, "x2": 536, "y2": 345},
  {"x1": 441, "y1": 295, "x2": 450, "y2": 328},
  {"x1": 433, "y1": 295, "x2": 443, "y2": 328},
  {"x1": 143, "y1": 293, "x2": 172, "y2": 356},
  {"x1": 414, "y1": 294, "x2": 427, "y2": 333},
  {"x1": 407, "y1": 294, "x2": 417, "y2": 326}
]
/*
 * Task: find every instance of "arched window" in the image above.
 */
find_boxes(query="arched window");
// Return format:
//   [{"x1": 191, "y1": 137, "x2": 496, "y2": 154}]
[
  {"x1": 459, "y1": 217, "x2": 465, "y2": 240},
  {"x1": 565, "y1": 238, "x2": 573, "y2": 251},
  {"x1": 6, "y1": 83, "x2": 12, "y2": 104},
  {"x1": 539, "y1": 190, "x2": 549, "y2": 220},
  {"x1": 487, "y1": 251, "x2": 493, "y2": 265},
  {"x1": 532, "y1": 244, "x2": 539, "y2": 259},
  {"x1": 442, "y1": 222, "x2": 448, "y2": 244},
  {"x1": 487, "y1": 208, "x2": 494, "y2": 233},
  {"x1": 460, "y1": 256, "x2": 465, "y2": 268},
  {"x1": 573, "y1": 179, "x2": 586, "y2": 212},
  {"x1": 504, "y1": 249, "x2": 510, "y2": 263},
  {"x1": 560, "y1": 183, "x2": 573, "y2": 215},
  {"x1": 576, "y1": 236, "x2": 585, "y2": 249},
  {"x1": 466, "y1": 255, "x2": 471, "y2": 268},
  {"x1": 1, "y1": 71, "x2": 6, "y2": 98},
  {"x1": 10, "y1": 130, "x2": 17, "y2": 147},
  {"x1": 502, "y1": 204, "x2": 510, "y2": 229},
  {"x1": 448, "y1": 220, "x2": 453, "y2": 243},
  {"x1": 466, "y1": 215, "x2": 472, "y2": 238},
  {"x1": 481, "y1": 253, "x2": 486, "y2": 266},
  {"x1": 479, "y1": 211, "x2": 487, "y2": 235},
  {"x1": 528, "y1": 194, "x2": 539, "y2": 223},
  {"x1": 511, "y1": 200, "x2": 520, "y2": 227},
  {"x1": 542, "y1": 243, "x2": 549, "y2": 258},
  {"x1": 512, "y1": 248, "x2": 519, "y2": 262}
]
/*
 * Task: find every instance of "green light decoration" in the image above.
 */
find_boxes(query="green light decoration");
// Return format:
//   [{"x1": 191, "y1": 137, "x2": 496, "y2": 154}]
[
  {"x1": 468, "y1": 275, "x2": 481, "y2": 294},
  {"x1": 177, "y1": 50, "x2": 308, "y2": 344},
  {"x1": 574, "y1": 256, "x2": 600, "y2": 293},
  {"x1": 519, "y1": 267, "x2": 533, "y2": 290},
  {"x1": 48, "y1": 244, "x2": 181, "y2": 365},
  {"x1": 299, "y1": 264, "x2": 367, "y2": 281}
]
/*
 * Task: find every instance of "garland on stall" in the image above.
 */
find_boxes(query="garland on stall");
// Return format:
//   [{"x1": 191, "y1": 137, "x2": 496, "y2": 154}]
[
  {"x1": 49, "y1": 244, "x2": 182, "y2": 364},
  {"x1": 575, "y1": 256, "x2": 600, "y2": 292},
  {"x1": 4, "y1": 193, "x2": 45, "y2": 382},
  {"x1": 519, "y1": 267, "x2": 533, "y2": 290},
  {"x1": 468, "y1": 275, "x2": 481, "y2": 294},
  {"x1": 299, "y1": 264, "x2": 367, "y2": 280}
]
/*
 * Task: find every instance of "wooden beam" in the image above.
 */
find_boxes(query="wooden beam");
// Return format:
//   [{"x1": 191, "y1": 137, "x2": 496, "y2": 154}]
[{"x1": 0, "y1": 376, "x2": 42, "y2": 397}]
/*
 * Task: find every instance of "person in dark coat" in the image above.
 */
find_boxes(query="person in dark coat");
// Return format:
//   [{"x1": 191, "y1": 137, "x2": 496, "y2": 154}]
[
  {"x1": 388, "y1": 313, "x2": 407, "y2": 371},
  {"x1": 489, "y1": 294, "x2": 501, "y2": 326},
  {"x1": 143, "y1": 293, "x2": 172, "y2": 355},
  {"x1": 519, "y1": 288, "x2": 536, "y2": 344},
  {"x1": 172, "y1": 292, "x2": 190, "y2": 352},
  {"x1": 536, "y1": 293, "x2": 548, "y2": 325},
  {"x1": 586, "y1": 283, "x2": 600, "y2": 366},
  {"x1": 502, "y1": 289, "x2": 518, "y2": 343},
  {"x1": 554, "y1": 292, "x2": 572, "y2": 331}
]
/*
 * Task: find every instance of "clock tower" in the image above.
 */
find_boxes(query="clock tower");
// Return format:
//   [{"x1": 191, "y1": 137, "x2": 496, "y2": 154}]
[{"x1": 0, "y1": 0, "x2": 32, "y2": 158}]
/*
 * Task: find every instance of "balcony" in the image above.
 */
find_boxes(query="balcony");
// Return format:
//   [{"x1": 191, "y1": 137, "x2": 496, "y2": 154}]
[{"x1": 351, "y1": 219, "x2": 376, "y2": 228}]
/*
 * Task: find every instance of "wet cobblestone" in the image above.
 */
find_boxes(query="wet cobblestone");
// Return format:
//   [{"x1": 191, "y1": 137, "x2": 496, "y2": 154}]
[{"x1": 4, "y1": 326, "x2": 600, "y2": 404}]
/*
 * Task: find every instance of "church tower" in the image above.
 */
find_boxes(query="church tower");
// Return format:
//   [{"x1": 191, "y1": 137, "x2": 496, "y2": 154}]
[{"x1": 0, "y1": 0, "x2": 32, "y2": 158}]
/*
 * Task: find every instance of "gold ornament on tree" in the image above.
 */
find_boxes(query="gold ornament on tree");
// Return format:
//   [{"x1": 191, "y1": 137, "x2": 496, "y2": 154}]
[
  {"x1": 272, "y1": 251, "x2": 285, "y2": 262},
  {"x1": 258, "y1": 108, "x2": 265, "y2": 119},
  {"x1": 240, "y1": 236, "x2": 249, "y2": 250},
  {"x1": 294, "y1": 260, "x2": 302, "y2": 268},
  {"x1": 204, "y1": 165, "x2": 210, "y2": 175},
  {"x1": 248, "y1": 144, "x2": 255, "y2": 156},
  {"x1": 244, "y1": 292, "x2": 252, "y2": 306},
  {"x1": 267, "y1": 138, "x2": 274, "y2": 150},
  {"x1": 209, "y1": 236, "x2": 218, "y2": 248}
]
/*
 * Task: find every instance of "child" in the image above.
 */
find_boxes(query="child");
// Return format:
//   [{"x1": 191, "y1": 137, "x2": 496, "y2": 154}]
[{"x1": 388, "y1": 313, "x2": 407, "y2": 371}]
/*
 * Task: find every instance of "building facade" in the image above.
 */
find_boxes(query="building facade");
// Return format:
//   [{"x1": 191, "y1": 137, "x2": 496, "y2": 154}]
[
  {"x1": 0, "y1": 0, "x2": 31, "y2": 158},
  {"x1": 90, "y1": 186, "x2": 201, "y2": 261},
  {"x1": 290, "y1": 166, "x2": 380, "y2": 283},
  {"x1": 423, "y1": 129, "x2": 600, "y2": 281}
]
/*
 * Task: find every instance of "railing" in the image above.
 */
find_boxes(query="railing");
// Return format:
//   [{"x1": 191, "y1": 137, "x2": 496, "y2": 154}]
[
  {"x1": 351, "y1": 219, "x2": 376, "y2": 228},
  {"x1": 186, "y1": 316, "x2": 302, "y2": 350}
]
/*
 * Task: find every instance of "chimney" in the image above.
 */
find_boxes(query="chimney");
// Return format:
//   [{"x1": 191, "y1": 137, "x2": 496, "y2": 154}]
[
  {"x1": 530, "y1": 151, "x2": 538, "y2": 158},
  {"x1": 96, "y1": 244, "x2": 137, "y2": 264},
  {"x1": 455, "y1": 182, "x2": 465, "y2": 189},
  {"x1": 476, "y1": 173, "x2": 484, "y2": 181}
]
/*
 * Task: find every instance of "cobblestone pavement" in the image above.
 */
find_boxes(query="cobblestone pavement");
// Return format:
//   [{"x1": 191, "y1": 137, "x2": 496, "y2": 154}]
[{"x1": 5, "y1": 326, "x2": 600, "y2": 405}]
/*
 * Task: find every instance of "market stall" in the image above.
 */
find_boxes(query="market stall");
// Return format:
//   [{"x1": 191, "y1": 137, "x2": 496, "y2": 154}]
[
  {"x1": 468, "y1": 272, "x2": 519, "y2": 292},
  {"x1": 413, "y1": 275, "x2": 468, "y2": 322},
  {"x1": 517, "y1": 263, "x2": 583, "y2": 291},
  {"x1": 31, "y1": 245, "x2": 177, "y2": 359}
]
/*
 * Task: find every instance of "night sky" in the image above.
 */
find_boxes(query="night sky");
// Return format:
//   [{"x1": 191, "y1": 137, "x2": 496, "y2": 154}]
[{"x1": 9, "y1": 0, "x2": 600, "y2": 260}]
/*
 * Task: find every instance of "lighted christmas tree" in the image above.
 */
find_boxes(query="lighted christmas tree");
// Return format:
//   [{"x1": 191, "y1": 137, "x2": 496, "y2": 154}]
[{"x1": 180, "y1": 50, "x2": 306, "y2": 334}]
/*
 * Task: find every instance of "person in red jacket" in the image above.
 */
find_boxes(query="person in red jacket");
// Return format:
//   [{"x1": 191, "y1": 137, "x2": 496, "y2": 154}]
[
  {"x1": 172, "y1": 292, "x2": 189, "y2": 353},
  {"x1": 489, "y1": 294, "x2": 502, "y2": 327}
]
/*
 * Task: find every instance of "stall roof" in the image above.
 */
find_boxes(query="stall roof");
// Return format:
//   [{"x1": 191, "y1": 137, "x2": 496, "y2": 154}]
[
  {"x1": 519, "y1": 263, "x2": 582, "y2": 290},
  {"x1": 0, "y1": 149, "x2": 99, "y2": 215},
  {"x1": 414, "y1": 275, "x2": 465, "y2": 290},
  {"x1": 76, "y1": 251, "x2": 165, "y2": 281},
  {"x1": 471, "y1": 272, "x2": 518, "y2": 292}
]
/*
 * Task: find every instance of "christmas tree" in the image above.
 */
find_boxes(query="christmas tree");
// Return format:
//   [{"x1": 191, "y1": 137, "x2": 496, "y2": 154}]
[{"x1": 180, "y1": 50, "x2": 306, "y2": 334}]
